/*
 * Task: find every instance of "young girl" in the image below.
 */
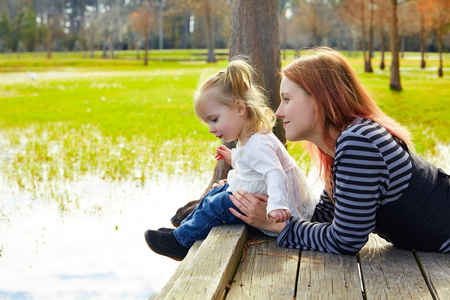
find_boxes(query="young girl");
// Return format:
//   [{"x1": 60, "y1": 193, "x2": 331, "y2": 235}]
[
  {"x1": 228, "y1": 47, "x2": 450, "y2": 254},
  {"x1": 145, "y1": 59, "x2": 315, "y2": 260}
]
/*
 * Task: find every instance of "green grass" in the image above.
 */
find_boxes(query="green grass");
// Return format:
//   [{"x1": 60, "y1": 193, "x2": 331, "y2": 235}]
[
  {"x1": 0, "y1": 49, "x2": 229, "y2": 72},
  {"x1": 0, "y1": 49, "x2": 449, "y2": 199}
]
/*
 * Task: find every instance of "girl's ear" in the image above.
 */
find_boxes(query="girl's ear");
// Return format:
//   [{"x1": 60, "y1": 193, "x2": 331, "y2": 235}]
[{"x1": 235, "y1": 100, "x2": 247, "y2": 117}]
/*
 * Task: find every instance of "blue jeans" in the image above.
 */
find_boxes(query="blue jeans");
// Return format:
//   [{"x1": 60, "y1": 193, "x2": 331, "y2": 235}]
[{"x1": 173, "y1": 183, "x2": 246, "y2": 248}]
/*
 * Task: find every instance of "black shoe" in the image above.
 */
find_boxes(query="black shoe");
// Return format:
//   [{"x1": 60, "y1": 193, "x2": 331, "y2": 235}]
[{"x1": 145, "y1": 229, "x2": 189, "y2": 261}]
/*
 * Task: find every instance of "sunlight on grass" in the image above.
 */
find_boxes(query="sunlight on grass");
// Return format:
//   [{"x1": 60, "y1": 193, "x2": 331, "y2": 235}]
[{"x1": 0, "y1": 50, "x2": 449, "y2": 209}]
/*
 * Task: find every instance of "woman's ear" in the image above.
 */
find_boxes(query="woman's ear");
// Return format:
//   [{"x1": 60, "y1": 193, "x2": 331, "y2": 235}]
[{"x1": 235, "y1": 100, "x2": 247, "y2": 116}]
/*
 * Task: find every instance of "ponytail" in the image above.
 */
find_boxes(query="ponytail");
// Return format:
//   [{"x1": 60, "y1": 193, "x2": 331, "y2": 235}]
[{"x1": 223, "y1": 60, "x2": 254, "y2": 100}]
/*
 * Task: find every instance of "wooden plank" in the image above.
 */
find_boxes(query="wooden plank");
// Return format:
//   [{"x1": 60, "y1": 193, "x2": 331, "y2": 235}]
[
  {"x1": 358, "y1": 234, "x2": 432, "y2": 299},
  {"x1": 154, "y1": 240, "x2": 203, "y2": 300},
  {"x1": 415, "y1": 251, "x2": 450, "y2": 300},
  {"x1": 226, "y1": 234, "x2": 299, "y2": 299},
  {"x1": 296, "y1": 250, "x2": 362, "y2": 299},
  {"x1": 163, "y1": 225, "x2": 247, "y2": 300}
]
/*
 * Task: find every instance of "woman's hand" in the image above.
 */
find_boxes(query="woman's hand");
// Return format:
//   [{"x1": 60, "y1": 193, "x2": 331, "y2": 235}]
[{"x1": 229, "y1": 190, "x2": 286, "y2": 234}]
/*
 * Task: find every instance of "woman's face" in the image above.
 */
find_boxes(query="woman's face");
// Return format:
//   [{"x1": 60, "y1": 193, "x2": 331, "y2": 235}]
[{"x1": 276, "y1": 77, "x2": 320, "y2": 143}]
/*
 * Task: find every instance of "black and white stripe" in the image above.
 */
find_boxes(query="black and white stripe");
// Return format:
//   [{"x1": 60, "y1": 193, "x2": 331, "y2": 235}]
[{"x1": 277, "y1": 118, "x2": 412, "y2": 254}]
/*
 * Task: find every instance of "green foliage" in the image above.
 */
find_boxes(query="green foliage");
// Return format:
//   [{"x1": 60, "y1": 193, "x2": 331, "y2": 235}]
[
  {"x1": 0, "y1": 12, "x2": 12, "y2": 50},
  {"x1": 0, "y1": 5, "x2": 47, "y2": 52}
]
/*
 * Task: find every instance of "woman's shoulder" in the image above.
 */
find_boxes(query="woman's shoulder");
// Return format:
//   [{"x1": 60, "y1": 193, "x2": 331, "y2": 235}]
[
  {"x1": 338, "y1": 117, "x2": 390, "y2": 145},
  {"x1": 336, "y1": 117, "x2": 408, "y2": 162}
]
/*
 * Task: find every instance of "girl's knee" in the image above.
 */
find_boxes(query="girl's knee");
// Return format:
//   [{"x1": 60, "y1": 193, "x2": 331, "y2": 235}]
[{"x1": 203, "y1": 191, "x2": 234, "y2": 212}]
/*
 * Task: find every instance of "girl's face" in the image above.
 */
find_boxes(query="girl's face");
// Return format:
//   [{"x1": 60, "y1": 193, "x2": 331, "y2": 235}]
[
  {"x1": 200, "y1": 96, "x2": 247, "y2": 143},
  {"x1": 276, "y1": 77, "x2": 320, "y2": 143}
]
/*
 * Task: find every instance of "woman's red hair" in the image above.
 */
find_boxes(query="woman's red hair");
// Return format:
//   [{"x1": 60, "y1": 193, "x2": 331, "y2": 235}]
[{"x1": 282, "y1": 47, "x2": 412, "y2": 199}]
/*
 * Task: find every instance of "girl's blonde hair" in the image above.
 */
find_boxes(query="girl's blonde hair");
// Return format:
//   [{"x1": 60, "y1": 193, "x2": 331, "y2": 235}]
[
  {"x1": 194, "y1": 59, "x2": 275, "y2": 136},
  {"x1": 282, "y1": 47, "x2": 413, "y2": 199}
]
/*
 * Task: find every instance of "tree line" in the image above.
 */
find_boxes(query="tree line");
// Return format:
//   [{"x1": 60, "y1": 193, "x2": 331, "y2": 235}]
[{"x1": 0, "y1": 1, "x2": 448, "y2": 77}]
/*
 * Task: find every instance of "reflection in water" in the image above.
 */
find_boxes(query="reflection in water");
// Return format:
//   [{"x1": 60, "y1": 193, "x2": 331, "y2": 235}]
[{"x1": 0, "y1": 175, "x2": 208, "y2": 299}]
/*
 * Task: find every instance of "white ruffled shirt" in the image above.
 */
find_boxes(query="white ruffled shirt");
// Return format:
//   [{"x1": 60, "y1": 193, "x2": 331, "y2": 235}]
[{"x1": 226, "y1": 132, "x2": 315, "y2": 223}]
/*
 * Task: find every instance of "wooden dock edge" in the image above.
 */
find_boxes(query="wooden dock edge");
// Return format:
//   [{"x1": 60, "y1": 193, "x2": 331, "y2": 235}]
[
  {"x1": 151, "y1": 229, "x2": 449, "y2": 300},
  {"x1": 151, "y1": 224, "x2": 248, "y2": 300}
]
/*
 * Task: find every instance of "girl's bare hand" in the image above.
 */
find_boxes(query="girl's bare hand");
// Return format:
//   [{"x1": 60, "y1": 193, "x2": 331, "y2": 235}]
[
  {"x1": 215, "y1": 145, "x2": 232, "y2": 165},
  {"x1": 268, "y1": 209, "x2": 291, "y2": 223},
  {"x1": 212, "y1": 179, "x2": 227, "y2": 189}
]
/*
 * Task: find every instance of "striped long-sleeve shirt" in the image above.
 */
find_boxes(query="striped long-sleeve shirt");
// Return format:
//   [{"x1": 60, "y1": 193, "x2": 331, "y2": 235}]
[{"x1": 277, "y1": 117, "x2": 413, "y2": 254}]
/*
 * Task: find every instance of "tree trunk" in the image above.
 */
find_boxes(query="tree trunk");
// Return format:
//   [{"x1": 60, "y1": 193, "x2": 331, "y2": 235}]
[
  {"x1": 230, "y1": 0, "x2": 283, "y2": 141},
  {"x1": 205, "y1": 0, "x2": 217, "y2": 63},
  {"x1": 102, "y1": 40, "x2": 108, "y2": 58},
  {"x1": 366, "y1": 0, "x2": 374, "y2": 73},
  {"x1": 360, "y1": 0, "x2": 369, "y2": 72},
  {"x1": 181, "y1": 9, "x2": 190, "y2": 49},
  {"x1": 380, "y1": 27, "x2": 386, "y2": 70},
  {"x1": 400, "y1": 36, "x2": 405, "y2": 58},
  {"x1": 437, "y1": 19, "x2": 443, "y2": 77},
  {"x1": 281, "y1": 15, "x2": 286, "y2": 60},
  {"x1": 312, "y1": 13, "x2": 318, "y2": 46},
  {"x1": 47, "y1": 16, "x2": 53, "y2": 59},
  {"x1": 204, "y1": 0, "x2": 283, "y2": 185},
  {"x1": 90, "y1": 33, "x2": 95, "y2": 59},
  {"x1": 144, "y1": 33, "x2": 149, "y2": 66},
  {"x1": 159, "y1": 0, "x2": 164, "y2": 49},
  {"x1": 419, "y1": 11, "x2": 426, "y2": 69},
  {"x1": 389, "y1": 0, "x2": 402, "y2": 91}
]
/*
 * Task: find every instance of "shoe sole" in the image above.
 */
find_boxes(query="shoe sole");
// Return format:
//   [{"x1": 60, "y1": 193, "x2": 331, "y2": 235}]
[{"x1": 144, "y1": 230, "x2": 183, "y2": 262}]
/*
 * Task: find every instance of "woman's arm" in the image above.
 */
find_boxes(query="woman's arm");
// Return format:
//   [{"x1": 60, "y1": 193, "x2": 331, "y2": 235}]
[
  {"x1": 310, "y1": 190, "x2": 335, "y2": 223},
  {"x1": 275, "y1": 132, "x2": 390, "y2": 255}
]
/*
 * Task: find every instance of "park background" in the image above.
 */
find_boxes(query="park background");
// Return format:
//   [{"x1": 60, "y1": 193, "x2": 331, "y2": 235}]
[{"x1": 0, "y1": 0, "x2": 449, "y2": 299}]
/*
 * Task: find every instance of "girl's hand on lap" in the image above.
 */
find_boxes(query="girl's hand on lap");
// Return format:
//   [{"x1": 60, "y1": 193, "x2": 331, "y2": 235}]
[{"x1": 212, "y1": 179, "x2": 227, "y2": 189}]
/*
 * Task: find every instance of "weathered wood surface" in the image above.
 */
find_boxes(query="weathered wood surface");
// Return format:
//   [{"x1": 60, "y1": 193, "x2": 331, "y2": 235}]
[
  {"x1": 154, "y1": 240, "x2": 203, "y2": 300},
  {"x1": 415, "y1": 251, "x2": 450, "y2": 300},
  {"x1": 358, "y1": 234, "x2": 432, "y2": 299},
  {"x1": 296, "y1": 250, "x2": 362, "y2": 299},
  {"x1": 226, "y1": 234, "x2": 299, "y2": 299},
  {"x1": 152, "y1": 227, "x2": 448, "y2": 300},
  {"x1": 156, "y1": 225, "x2": 247, "y2": 300}
]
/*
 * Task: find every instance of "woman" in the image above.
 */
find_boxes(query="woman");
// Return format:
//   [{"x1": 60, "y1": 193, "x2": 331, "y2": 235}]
[{"x1": 228, "y1": 47, "x2": 450, "y2": 254}]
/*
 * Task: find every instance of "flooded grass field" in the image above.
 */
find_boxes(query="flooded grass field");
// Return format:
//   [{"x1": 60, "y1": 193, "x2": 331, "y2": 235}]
[{"x1": 0, "y1": 51, "x2": 449, "y2": 299}]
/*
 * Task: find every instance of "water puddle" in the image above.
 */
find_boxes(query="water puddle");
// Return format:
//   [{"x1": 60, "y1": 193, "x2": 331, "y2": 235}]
[{"x1": 0, "y1": 175, "x2": 209, "y2": 299}]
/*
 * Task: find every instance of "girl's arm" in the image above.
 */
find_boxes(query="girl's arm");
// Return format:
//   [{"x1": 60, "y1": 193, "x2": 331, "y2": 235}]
[{"x1": 246, "y1": 137, "x2": 290, "y2": 219}]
